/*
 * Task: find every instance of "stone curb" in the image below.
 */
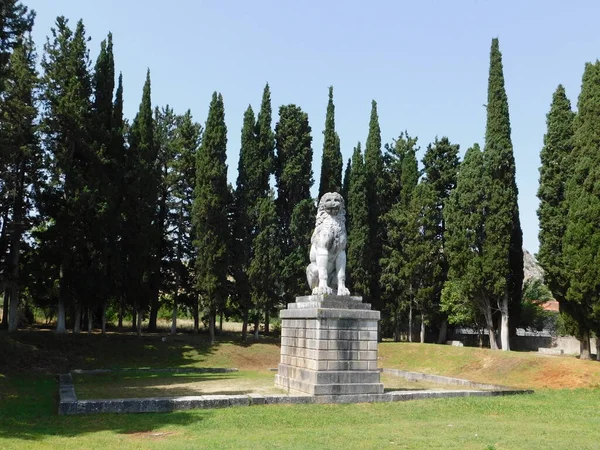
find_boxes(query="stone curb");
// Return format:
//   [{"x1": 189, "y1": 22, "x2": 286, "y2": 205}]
[
  {"x1": 381, "y1": 368, "x2": 530, "y2": 392},
  {"x1": 71, "y1": 367, "x2": 239, "y2": 375},
  {"x1": 57, "y1": 368, "x2": 533, "y2": 415}
]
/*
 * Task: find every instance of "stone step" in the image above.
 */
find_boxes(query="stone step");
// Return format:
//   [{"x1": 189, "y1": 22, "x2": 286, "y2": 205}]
[
  {"x1": 277, "y1": 365, "x2": 381, "y2": 384},
  {"x1": 275, "y1": 375, "x2": 384, "y2": 395}
]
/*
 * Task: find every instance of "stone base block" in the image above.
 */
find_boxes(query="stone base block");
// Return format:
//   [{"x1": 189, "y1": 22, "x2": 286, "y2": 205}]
[
  {"x1": 275, "y1": 371, "x2": 384, "y2": 395},
  {"x1": 276, "y1": 294, "x2": 382, "y2": 397}
]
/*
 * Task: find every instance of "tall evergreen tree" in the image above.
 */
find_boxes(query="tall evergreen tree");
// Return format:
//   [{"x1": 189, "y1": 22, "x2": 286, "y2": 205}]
[
  {"x1": 380, "y1": 135, "x2": 419, "y2": 340},
  {"x1": 0, "y1": 1, "x2": 35, "y2": 93},
  {"x1": 247, "y1": 192, "x2": 281, "y2": 338},
  {"x1": 40, "y1": 17, "x2": 93, "y2": 333},
  {"x1": 318, "y1": 86, "x2": 343, "y2": 198},
  {"x1": 233, "y1": 105, "x2": 257, "y2": 340},
  {"x1": 255, "y1": 83, "x2": 275, "y2": 198},
  {"x1": 421, "y1": 137, "x2": 460, "y2": 343},
  {"x1": 152, "y1": 105, "x2": 178, "y2": 332},
  {"x1": 111, "y1": 72, "x2": 126, "y2": 329},
  {"x1": 537, "y1": 85, "x2": 574, "y2": 336},
  {"x1": 342, "y1": 157, "x2": 351, "y2": 204},
  {"x1": 193, "y1": 92, "x2": 229, "y2": 344},
  {"x1": 563, "y1": 61, "x2": 600, "y2": 359},
  {"x1": 364, "y1": 100, "x2": 384, "y2": 311},
  {"x1": 403, "y1": 181, "x2": 439, "y2": 343},
  {"x1": 123, "y1": 70, "x2": 158, "y2": 336},
  {"x1": 482, "y1": 38, "x2": 523, "y2": 351},
  {"x1": 157, "y1": 109, "x2": 201, "y2": 335},
  {"x1": 90, "y1": 33, "x2": 116, "y2": 333},
  {"x1": 0, "y1": 36, "x2": 40, "y2": 331},
  {"x1": 274, "y1": 104, "x2": 313, "y2": 301},
  {"x1": 346, "y1": 143, "x2": 369, "y2": 298},
  {"x1": 442, "y1": 144, "x2": 497, "y2": 347}
]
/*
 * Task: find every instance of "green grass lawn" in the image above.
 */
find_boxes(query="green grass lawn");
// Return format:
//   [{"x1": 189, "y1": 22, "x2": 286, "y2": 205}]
[
  {"x1": 2, "y1": 329, "x2": 600, "y2": 449},
  {"x1": 1, "y1": 375, "x2": 600, "y2": 449}
]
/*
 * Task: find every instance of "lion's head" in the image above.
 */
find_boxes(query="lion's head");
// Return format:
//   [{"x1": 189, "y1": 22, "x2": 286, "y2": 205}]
[{"x1": 315, "y1": 192, "x2": 346, "y2": 227}]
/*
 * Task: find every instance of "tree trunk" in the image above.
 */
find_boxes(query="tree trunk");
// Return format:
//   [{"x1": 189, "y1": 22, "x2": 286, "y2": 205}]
[
  {"x1": 219, "y1": 311, "x2": 223, "y2": 333},
  {"x1": 420, "y1": 315, "x2": 425, "y2": 343},
  {"x1": 1, "y1": 286, "x2": 8, "y2": 329},
  {"x1": 499, "y1": 290, "x2": 510, "y2": 351},
  {"x1": 171, "y1": 296, "x2": 178, "y2": 336},
  {"x1": 101, "y1": 305, "x2": 107, "y2": 335},
  {"x1": 7, "y1": 161, "x2": 26, "y2": 333},
  {"x1": 131, "y1": 309, "x2": 137, "y2": 332},
  {"x1": 408, "y1": 300, "x2": 413, "y2": 343},
  {"x1": 136, "y1": 309, "x2": 142, "y2": 337},
  {"x1": 265, "y1": 309, "x2": 270, "y2": 335},
  {"x1": 482, "y1": 300, "x2": 499, "y2": 350},
  {"x1": 149, "y1": 186, "x2": 168, "y2": 333},
  {"x1": 148, "y1": 298, "x2": 159, "y2": 333},
  {"x1": 7, "y1": 289, "x2": 17, "y2": 332},
  {"x1": 209, "y1": 308, "x2": 216, "y2": 344},
  {"x1": 56, "y1": 266, "x2": 67, "y2": 334},
  {"x1": 580, "y1": 327, "x2": 591, "y2": 360},
  {"x1": 241, "y1": 307, "x2": 249, "y2": 342},
  {"x1": 254, "y1": 311, "x2": 260, "y2": 340},
  {"x1": 73, "y1": 303, "x2": 81, "y2": 334},
  {"x1": 0, "y1": 207, "x2": 10, "y2": 329},
  {"x1": 87, "y1": 307, "x2": 93, "y2": 333},
  {"x1": 117, "y1": 298, "x2": 123, "y2": 332},
  {"x1": 393, "y1": 308, "x2": 400, "y2": 342},
  {"x1": 193, "y1": 299, "x2": 199, "y2": 333},
  {"x1": 56, "y1": 297, "x2": 66, "y2": 334},
  {"x1": 596, "y1": 336, "x2": 600, "y2": 361},
  {"x1": 437, "y1": 319, "x2": 448, "y2": 344}
]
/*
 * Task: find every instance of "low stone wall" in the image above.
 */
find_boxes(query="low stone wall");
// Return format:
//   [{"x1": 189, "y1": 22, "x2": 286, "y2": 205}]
[
  {"x1": 58, "y1": 367, "x2": 533, "y2": 415},
  {"x1": 448, "y1": 333, "x2": 597, "y2": 356}
]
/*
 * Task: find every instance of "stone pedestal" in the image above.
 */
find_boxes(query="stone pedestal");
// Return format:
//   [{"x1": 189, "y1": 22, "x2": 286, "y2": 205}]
[{"x1": 275, "y1": 295, "x2": 383, "y2": 396}]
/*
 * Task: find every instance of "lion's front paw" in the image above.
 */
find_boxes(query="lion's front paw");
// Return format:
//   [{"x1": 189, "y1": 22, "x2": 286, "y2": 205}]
[
  {"x1": 337, "y1": 286, "x2": 350, "y2": 296},
  {"x1": 315, "y1": 285, "x2": 333, "y2": 295}
]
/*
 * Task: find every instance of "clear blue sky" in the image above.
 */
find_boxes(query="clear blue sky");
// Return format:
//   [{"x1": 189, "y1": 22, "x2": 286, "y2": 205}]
[{"x1": 26, "y1": 0, "x2": 600, "y2": 254}]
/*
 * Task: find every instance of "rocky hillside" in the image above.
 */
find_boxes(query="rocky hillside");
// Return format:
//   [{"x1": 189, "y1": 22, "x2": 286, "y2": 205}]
[{"x1": 523, "y1": 248, "x2": 544, "y2": 282}]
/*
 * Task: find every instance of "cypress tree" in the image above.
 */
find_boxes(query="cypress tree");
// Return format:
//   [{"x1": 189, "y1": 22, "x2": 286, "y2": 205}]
[
  {"x1": 403, "y1": 181, "x2": 439, "y2": 343},
  {"x1": 0, "y1": 1, "x2": 35, "y2": 93},
  {"x1": 193, "y1": 92, "x2": 229, "y2": 344},
  {"x1": 152, "y1": 105, "x2": 179, "y2": 332},
  {"x1": 167, "y1": 110, "x2": 201, "y2": 335},
  {"x1": 248, "y1": 193, "x2": 282, "y2": 338},
  {"x1": 364, "y1": 100, "x2": 384, "y2": 311},
  {"x1": 421, "y1": 137, "x2": 460, "y2": 342},
  {"x1": 255, "y1": 83, "x2": 275, "y2": 198},
  {"x1": 342, "y1": 157, "x2": 351, "y2": 204},
  {"x1": 318, "y1": 86, "x2": 343, "y2": 197},
  {"x1": 123, "y1": 70, "x2": 158, "y2": 336},
  {"x1": 482, "y1": 38, "x2": 523, "y2": 351},
  {"x1": 380, "y1": 135, "x2": 419, "y2": 340},
  {"x1": 537, "y1": 85, "x2": 574, "y2": 317},
  {"x1": 274, "y1": 104, "x2": 313, "y2": 301},
  {"x1": 40, "y1": 17, "x2": 93, "y2": 333},
  {"x1": 563, "y1": 61, "x2": 600, "y2": 359},
  {"x1": 111, "y1": 72, "x2": 126, "y2": 328},
  {"x1": 91, "y1": 33, "x2": 116, "y2": 333},
  {"x1": 442, "y1": 144, "x2": 498, "y2": 347},
  {"x1": 347, "y1": 143, "x2": 370, "y2": 298},
  {"x1": 233, "y1": 105, "x2": 257, "y2": 340},
  {"x1": 0, "y1": 36, "x2": 40, "y2": 331}
]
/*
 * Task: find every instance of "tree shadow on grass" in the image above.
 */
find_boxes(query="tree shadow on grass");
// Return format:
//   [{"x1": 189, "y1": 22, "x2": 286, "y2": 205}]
[
  {"x1": 0, "y1": 329, "x2": 281, "y2": 442},
  {"x1": 0, "y1": 374, "x2": 212, "y2": 442},
  {"x1": 72, "y1": 372, "x2": 277, "y2": 398},
  {"x1": 0, "y1": 328, "x2": 225, "y2": 375}
]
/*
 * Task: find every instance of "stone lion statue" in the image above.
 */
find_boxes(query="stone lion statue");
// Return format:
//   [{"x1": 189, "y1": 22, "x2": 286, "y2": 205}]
[{"x1": 306, "y1": 192, "x2": 351, "y2": 296}]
